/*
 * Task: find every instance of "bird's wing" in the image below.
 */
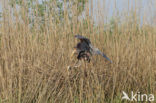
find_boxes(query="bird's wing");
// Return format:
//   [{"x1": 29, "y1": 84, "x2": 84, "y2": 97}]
[
  {"x1": 75, "y1": 35, "x2": 91, "y2": 45},
  {"x1": 94, "y1": 49, "x2": 112, "y2": 63}
]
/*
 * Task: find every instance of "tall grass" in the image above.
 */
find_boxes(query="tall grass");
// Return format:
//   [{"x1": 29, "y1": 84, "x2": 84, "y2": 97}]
[{"x1": 0, "y1": 0, "x2": 156, "y2": 103}]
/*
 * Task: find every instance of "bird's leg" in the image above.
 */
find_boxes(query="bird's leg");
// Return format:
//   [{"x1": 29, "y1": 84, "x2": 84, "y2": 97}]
[
  {"x1": 73, "y1": 60, "x2": 82, "y2": 68},
  {"x1": 67, "y1": 60, "x2": 81, "y2": 71}
]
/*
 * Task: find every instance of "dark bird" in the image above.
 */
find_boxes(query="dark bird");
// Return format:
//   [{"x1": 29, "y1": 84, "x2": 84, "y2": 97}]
[{"x1": 71, "y1": 35, "x2": 112, "y2": 63}]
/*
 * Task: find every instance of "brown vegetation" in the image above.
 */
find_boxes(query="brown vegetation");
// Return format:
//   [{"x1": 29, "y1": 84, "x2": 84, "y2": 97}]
[{"x1": 0, "y1": 0, "x2": 156, "y2": 103}]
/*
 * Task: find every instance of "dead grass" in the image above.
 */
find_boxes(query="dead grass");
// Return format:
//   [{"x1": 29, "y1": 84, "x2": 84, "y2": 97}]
[{"x1": 0, "y1": 0, "x2": 156, "y2": 103}]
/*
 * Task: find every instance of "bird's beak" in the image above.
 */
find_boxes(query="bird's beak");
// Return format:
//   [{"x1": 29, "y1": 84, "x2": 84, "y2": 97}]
[{"x1": 70, "y1": 49, "x2": 77, "y2": 59}]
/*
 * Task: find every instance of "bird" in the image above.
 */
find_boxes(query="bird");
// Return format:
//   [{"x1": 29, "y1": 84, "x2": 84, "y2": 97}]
[{"x1": 71, "y1": 35, "x2": 112, "y2": 64}]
